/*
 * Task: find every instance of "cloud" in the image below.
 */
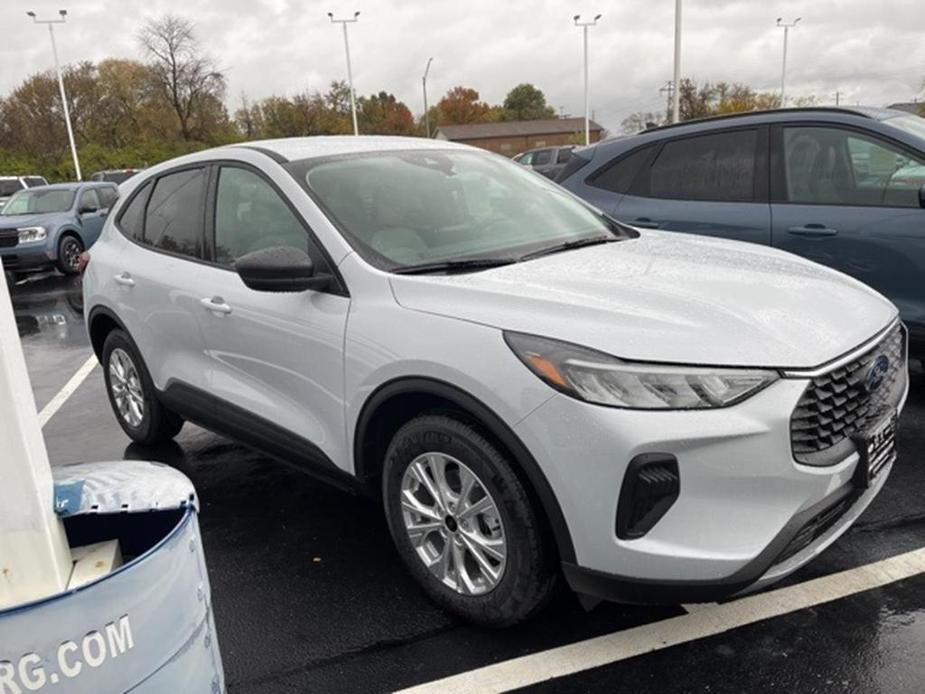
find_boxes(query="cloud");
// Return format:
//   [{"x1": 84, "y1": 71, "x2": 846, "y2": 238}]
[{"x1": 2, "y1": 0, "x2": 923, "y2": 132}]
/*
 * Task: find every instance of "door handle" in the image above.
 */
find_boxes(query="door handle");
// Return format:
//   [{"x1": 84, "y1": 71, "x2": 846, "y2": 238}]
[
  {"x1": 114, "y1": 272, "x2": 135, "y2": 287},
  {"x1": 632, "y1": 218, "x2": 661, "y2": 229},
  {"x1": 200, "y1": 296, "x2": 232, "y2": 315},
  {"x1": 786, "y1": 224, "x2": 838, "y2": 237}
]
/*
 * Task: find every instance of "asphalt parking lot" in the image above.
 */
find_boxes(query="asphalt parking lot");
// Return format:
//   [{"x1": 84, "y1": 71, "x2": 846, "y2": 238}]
[{"x1": 15, "y1": 272, "x2": 925, "y2": 693}]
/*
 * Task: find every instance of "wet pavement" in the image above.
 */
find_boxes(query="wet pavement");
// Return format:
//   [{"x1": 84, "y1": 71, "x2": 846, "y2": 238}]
[{"x1": 11, "y1": 273, "x2": 925, "y2": 693}]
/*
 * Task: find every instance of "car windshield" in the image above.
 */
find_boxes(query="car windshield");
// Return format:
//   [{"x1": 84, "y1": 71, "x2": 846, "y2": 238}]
[
  {"x1": 887, "y1": 114, "x2": 925, "y2": 141},
  {"x1": 287, "y1": 149, "x2": 632, "y2": 271},
  {"x1": 0, "y1": 188, "x2": 74, "y2": 215}
]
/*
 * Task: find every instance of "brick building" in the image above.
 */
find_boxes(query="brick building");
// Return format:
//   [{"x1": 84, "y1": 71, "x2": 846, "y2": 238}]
[{"x1": 434, "y1": 117, "x2": 604, "y2": 156}]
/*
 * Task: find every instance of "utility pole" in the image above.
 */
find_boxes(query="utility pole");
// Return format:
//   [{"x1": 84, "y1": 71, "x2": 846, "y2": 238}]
[
  {"x1": 574, "y1": 14, "x2": 602, "y2": 146},
  {"x1": 834, "y1": 90, "x2": 841, "y2": 106},
  {"x1": 672, "y1": 0, "x2": 682, "y2": 123},
  {"x1": 422, "y1": 57, "x2": 433, "y2": 138},
  {"x1": 328, "y1": 11, "x2": 361, "y2": 135},
  {"x1": 27, "y1": 9, "x2": 81, "y2": 180},
  {"x1": 776, "y1": 17, "x2": 801, "y2": 108},
  {"x1": 660, "y1": 80, "x2": 675, "y2": 123}
]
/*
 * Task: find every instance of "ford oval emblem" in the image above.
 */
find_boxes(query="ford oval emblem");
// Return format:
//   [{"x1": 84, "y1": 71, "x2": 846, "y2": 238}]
[{"x1": 865, "y1": 355, "x2": 890, "y2": 393}]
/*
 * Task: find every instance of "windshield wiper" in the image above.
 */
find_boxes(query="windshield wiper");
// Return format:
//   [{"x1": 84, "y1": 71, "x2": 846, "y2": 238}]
[
  {"x1": 519, "y1": 235, "x2": 617, "y2": 261},
  {"x1": 392, "y1": 257, "x2": 518, "y2": 275}
]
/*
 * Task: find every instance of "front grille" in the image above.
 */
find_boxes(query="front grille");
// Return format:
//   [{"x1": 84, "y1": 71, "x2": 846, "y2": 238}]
[
  {"x1": 791, "y1": 324, "x2": 906, "y2": 466},
  {"x1": 0, "y1": 229, "x2": 18, "y2": 248}
]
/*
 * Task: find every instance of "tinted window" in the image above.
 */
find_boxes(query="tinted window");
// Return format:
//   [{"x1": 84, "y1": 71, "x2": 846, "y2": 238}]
[
  {"x1": 117, "y1": 183, "x2": 152, "y2": 240},
  {"x1": 97, "y1": 186, "x2": 118, "y2": 209},
  {"x1": 144, "y1": 168, "x2": 206, "y2": 258},
  {"x1": 23, "y1": 177, "x2": 46, "y2": 188},
  {"x1": 215, "y1": 166, "x2": 324, "y2": 268},
  {"x1": 783, "y1": 126, "x2": 925, "y2": 207},
  {"x1": 647, "y1": 130, "x2": 757, "y2": 202},
  {"x1": 591, "y1": 145, "x2": 655, "y2": 194},
  {"x1": 556, "y1": 148, "x2": 573, "y2": 164},
  {"x1": 78, "y1": 189, "x2": 101, "y2": 212},
  {"x1": 532, "y1": 149, "x2": 553, "y2": 166},
  {"x1": 0, "y1": 180, "x2": 24, "y2": 196}
]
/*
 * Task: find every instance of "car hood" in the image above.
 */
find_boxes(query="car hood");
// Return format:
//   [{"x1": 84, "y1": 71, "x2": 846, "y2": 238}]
[
  {"x1": 0, "y1": 213, "x2": 55, "y2": 230},
  {"x1": 389, "y1": 231, "x2": 897, "y2": 369}
]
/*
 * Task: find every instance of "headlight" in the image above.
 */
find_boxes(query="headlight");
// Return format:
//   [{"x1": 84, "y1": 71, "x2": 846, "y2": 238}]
[
  {"x1": 504, "y1": 332, "x2": 778, "y2": 410},
  {"x1": 17, "y1": 226, "x2": 47, "y2": 243}
]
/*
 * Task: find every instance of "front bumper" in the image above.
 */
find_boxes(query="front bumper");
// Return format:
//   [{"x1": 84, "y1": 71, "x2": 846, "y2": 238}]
[
  {"x1": 0, "y1": 247, "x2": 54, "y2": 273},
  {"x1": 514, "y1": 369, "x2": 906, "y2": 604}
]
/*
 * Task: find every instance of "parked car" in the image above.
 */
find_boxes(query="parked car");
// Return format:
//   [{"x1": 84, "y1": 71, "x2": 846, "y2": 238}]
[
  {"x1": 0, "y1": 182, "x2": 118, "y2": 277},
  {"x1": 84, "y1": 136, "x2": 905, "y2": 626},
  {"x1": 0, "y1": 175, "x2": 48, "y2": 211},
  {"x1": 89, "y1": 169, "x2": 144, "y2": 185},
  {"x1": 513, "y1": 145, "x2": 574, "y2": 179},
  {"x1": 557, "y1": 106, "x2": 925, "y2": 353}
]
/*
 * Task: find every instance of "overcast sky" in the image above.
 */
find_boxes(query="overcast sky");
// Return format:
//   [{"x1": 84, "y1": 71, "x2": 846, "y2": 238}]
[{"x1": 2, "y1": 0, "x2": 924, "y2": 132}]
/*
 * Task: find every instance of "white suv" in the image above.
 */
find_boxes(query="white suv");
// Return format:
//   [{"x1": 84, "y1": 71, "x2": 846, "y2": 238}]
[{"x1": 83, "y1": 137, "x2": 907, "y2": 626}]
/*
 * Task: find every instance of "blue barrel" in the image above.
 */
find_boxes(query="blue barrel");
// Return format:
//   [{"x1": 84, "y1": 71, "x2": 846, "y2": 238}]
[{"x1": 0, "y1": 461, "x2": 224, "y2": 693}]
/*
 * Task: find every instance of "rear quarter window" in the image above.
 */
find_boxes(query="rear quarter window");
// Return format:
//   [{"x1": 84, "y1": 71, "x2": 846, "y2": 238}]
[
  {"x1": 116, "y1": 182, "x2": 152, "y2": 241},
  {"x1": 590, "y1": 145, "x2": 656, "y2": 194}
]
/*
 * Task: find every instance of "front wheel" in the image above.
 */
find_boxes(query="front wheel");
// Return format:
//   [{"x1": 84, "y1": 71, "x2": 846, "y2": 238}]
[
  {"x1": 56, "y1": 234, "x2": 83, "y2": 275},
  {"x1": 102, "y1": 329, "x2": 184, "y2": 444},
  {"x1": 383, "y1": 414, "x2": 556, "y2": 627}
]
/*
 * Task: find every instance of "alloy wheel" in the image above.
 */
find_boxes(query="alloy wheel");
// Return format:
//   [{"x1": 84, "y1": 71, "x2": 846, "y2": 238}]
[
  {"x1": 400, "y1": 452, "x2": 507, "y2": 595},
  {"x1": 61, "y1": 238, "x2": 82, "y2": 272},
  {"x1": 108, "y1": 347, "x2": 145, "y2": 427}
]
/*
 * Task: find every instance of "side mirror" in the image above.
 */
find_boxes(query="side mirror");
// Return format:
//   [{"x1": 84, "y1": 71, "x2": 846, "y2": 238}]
[
  {"x1": 235, "y1": 246, "x2": 331, "y2": 293},
  {"x1": 78, "y1": 204, "x2": 98, "y2": 214}
]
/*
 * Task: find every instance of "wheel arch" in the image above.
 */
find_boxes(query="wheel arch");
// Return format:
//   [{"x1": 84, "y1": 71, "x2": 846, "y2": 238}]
[
  {"x1": 87, "y1": 305, "x2": 129, "y2": 360},
  {"x1": 354, "y1": 376, "x2": 576, "y2": 564}
]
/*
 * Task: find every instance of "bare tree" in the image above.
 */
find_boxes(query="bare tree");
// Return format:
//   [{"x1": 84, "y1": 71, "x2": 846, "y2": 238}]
[{"x1": 138, "y1": 15, "x2": 225, "y2": 140}]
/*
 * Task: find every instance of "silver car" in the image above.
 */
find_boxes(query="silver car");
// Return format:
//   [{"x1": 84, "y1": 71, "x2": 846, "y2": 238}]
[{"x1": 83, "y1": 136, "x2": 905, "y2": 626}]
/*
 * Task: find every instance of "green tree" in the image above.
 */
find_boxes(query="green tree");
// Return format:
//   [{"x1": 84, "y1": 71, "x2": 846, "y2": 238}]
[{"x1": 502, "y1": 83, "x2": 556, "y2": 121}]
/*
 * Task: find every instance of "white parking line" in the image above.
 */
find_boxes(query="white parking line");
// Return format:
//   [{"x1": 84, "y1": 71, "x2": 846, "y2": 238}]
[
  {"x1": 397, "y1": 547, "x2": 925, "y2": 694},
  {"x1": 37, "y1": 355, "x2": 98, "y2": 428}
]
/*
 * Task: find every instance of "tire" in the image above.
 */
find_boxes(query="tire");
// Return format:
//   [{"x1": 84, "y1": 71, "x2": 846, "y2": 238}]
[
  {"x1": 101, "y1": 329, "x2": 184, "y2": 445},
  {"x1": 383, "y1": 414, "x2": 556, "y2": 627},
  {"x1": 56, "y1": 234, "x2": 84, "y2": 275}
]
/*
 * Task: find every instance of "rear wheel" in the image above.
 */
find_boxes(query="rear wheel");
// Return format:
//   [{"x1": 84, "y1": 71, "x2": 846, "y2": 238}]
[
  {"x1": 102, "y1": 329, "x2": 184, "y2": 444},
  {"x1": 383, "y1": 414, "x2": 556, "y2": 627},
  {"x1": 56, "y1": 234, "x2": 83, "y2": 275}
]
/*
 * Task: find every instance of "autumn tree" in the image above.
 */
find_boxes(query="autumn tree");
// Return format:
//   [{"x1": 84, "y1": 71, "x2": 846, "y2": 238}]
[
  {"x1": 358, "y1": 92, "x2": 415, "y2": 135},
  {"x1": 431, "y1": 86, "x2": 496, "y2": 125},
  {"x1": 502, "y1": 83, "x2": 556, "y2": 121},
  {"x1": 138, "y1": 15, "x2": 227, "y2": 141}
]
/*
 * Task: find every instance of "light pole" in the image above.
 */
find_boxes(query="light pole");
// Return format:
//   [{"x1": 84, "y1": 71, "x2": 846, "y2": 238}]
[
  {"x1": 328, "y1": 11, "x2": 360, "y2": 136},
  {"x1": 422, "y1": 57, "x2": 433, "y2": 138},
  {"x1": 672, "y1": 0, "x2": 682, "y2": 123},
  {"x1": 573, "y1": 14, "x2": 602, "y2": 146},
  {"x1": 776, "y1": 17, "x2": 801, "y2": 108},
  {"x1": 27, "y1": 9, "x2": 81, "y2": 180}
]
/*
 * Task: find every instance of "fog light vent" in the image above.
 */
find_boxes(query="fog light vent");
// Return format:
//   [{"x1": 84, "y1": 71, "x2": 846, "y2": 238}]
[{"x1": 616, "y1": 453, "x2": 680, "y2": 540}]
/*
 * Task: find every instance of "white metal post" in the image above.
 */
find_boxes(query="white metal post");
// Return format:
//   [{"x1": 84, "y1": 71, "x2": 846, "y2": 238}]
[
  {"x1": 0, "y1": 265, "x2": 72, "y2": 609},
  {"x1": 672, "y1": 0, "x2": 682, "y2": 123},
  {"x1": 329, "y1": 11, "x2": 361, "y2": 136},
  {"x1": 29, "y1": 10, "x2": 81, "y2": 180},
  {"x1": 574, "y1": 14, "x2": 602, "y2": 146},
  {"x1": 777, "y1": 17, "x2": 801, "y2": 108}
]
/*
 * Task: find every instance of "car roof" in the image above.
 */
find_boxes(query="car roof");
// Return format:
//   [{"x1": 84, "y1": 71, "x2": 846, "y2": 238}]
[
  {"x1": 23, "y1": 182, "x2": 114, "y2": 192},
  {"x1": 223, "y1": 135, "x2": 472, "y2": 162},
  {"x1": 638, "y1": 106, "x2": 907, "y2": 136}
]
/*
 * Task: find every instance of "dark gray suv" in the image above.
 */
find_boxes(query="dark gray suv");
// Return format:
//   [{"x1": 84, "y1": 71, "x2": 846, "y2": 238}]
[{"x1": 558, "y1": 107, "x2": 925, "y2": 352}]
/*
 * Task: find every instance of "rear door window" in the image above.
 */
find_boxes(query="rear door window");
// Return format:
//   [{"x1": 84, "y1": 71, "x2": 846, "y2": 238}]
[
  {"x1": 591, "y1": 145, "x2": 656, "y2": 194},
  {"x1": 556, "y1": 148, "x2": 573, "y2": 164},
  {"x1": 144, "y1": 168, "x2": 206, "y2": 258},
  {"x1": 532, "y1": 149, "x2": 553, "y2": 166},
  {"x1": 645, "y1": 129, "x2": 758, "y2": 202}
]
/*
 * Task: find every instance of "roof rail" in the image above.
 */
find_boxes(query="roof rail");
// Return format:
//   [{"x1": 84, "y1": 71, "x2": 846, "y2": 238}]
[{"x1": 642, "y1": 107, "x2": 875, "y2": 134}]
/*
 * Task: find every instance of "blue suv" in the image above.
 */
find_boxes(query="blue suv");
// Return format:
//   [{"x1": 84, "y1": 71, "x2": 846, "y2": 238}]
[
  {"x1": 558, "y1": 107, "x2": 925, "y2": 352},
  {"x1": 0, "y1": 182, "x2": 118, "y2": 279}
]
